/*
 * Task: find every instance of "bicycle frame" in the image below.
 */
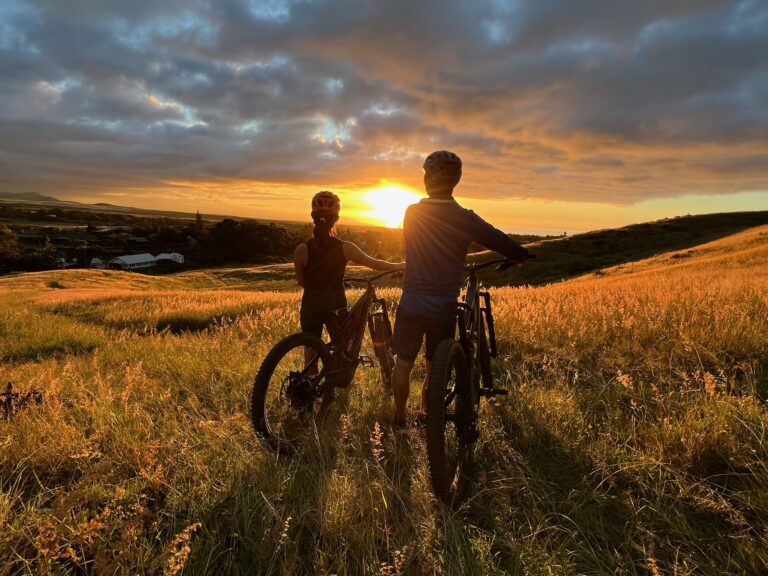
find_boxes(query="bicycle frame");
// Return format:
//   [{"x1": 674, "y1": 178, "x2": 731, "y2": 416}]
[
  {"x1": 455, "y1": 264, "x2": 498, "y2": 404},
  {"x1": 337, "y1": 281, "x2": 391, "y2": 364},
  {"x1": 294, "y1": 270, "x2": 398, "y2": 398}
]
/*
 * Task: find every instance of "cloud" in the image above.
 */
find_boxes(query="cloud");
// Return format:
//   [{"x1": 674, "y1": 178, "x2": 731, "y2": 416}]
[{"x1": 0, "y1": 0, "x2": 766, "y2": 207}]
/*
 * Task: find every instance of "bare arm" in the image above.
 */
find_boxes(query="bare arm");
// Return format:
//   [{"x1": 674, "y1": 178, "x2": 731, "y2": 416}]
[
  {"x1": 343, "y1": 242, "x2": 405, "y2": 272},
  {"x1": 294, "y1": 243, "x2": 308, "y2": 287}
]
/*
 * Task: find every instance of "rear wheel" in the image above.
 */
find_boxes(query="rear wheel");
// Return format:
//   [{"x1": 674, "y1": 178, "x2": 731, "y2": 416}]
[
  {"x1": 250, "y1": 332, "x2": 333, "y2": 454},
  {"x1": 425, "y1": 338, "x2": 474, "y2": 506}
]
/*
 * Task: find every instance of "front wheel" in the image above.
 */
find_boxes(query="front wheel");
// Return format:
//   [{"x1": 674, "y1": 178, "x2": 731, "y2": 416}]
[
  {"x1": 425, "y1": 338, "x2": 474, "y2": 506},
  {"x1": 250, "y1": 332, "x2": 333, "y2": 453}
]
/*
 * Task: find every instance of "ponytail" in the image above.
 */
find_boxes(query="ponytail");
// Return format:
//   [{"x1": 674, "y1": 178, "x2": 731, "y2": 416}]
[{"x1": 312, "y1": 213, "x2": 339, "y2": 248}]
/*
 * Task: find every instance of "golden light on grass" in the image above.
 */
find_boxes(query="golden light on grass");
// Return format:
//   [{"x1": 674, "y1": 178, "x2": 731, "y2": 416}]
[
  {"x1": 362, "y1": 184, "x2": 421, "y2": 228},
  {"x1": 1, "y1": 225, "x2": 767, "y2": 573}
]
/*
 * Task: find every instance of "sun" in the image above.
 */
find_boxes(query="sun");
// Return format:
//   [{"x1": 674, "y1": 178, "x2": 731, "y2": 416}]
[{"x1": 363, "y1": 185, "x2": 422, "y2": 228}]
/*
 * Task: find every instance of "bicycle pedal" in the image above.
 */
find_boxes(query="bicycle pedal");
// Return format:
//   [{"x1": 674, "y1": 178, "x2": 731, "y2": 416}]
[{"x1": 358, "y1": 355, "x2": 375, "y2": 368}]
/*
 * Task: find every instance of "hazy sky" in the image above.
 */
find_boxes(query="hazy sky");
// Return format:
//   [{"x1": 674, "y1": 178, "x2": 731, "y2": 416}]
[{"x1": 1, "y1": 0, "x2": 766, "y2": 232}]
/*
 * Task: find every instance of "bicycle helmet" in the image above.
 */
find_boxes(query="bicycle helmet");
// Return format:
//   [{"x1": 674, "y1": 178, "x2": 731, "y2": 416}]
[
  {"x1": 423, "y1": 150, "x2": 462, "y2": 193},
  {"x1": 311, "y1": 190, "x2": 341, "y2": 216}
]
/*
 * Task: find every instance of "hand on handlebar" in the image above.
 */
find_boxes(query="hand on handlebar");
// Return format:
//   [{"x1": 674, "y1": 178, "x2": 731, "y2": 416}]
[{"x1": 496, "y1": 252, "x2": 535, "y2": 271}]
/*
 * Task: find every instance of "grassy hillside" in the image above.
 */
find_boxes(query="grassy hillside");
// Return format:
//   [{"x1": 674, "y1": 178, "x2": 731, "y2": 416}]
[
  {"x1": 478, "y1": 210, "x2": 768, "y2": 286},
  {"x1": 0, "y1": 225, "x2": 766, "y2": 574}
]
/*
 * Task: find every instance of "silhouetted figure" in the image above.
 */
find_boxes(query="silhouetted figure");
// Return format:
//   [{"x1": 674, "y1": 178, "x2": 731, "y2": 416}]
[{"x1": 390, "y1": 150, "x2": 530, "y2": 428}]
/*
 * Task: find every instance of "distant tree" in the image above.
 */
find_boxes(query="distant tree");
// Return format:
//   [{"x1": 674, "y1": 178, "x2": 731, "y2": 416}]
[
  {"x1": 204, "y1": 219, "x2": 299, "y2": 263},
  {"x1": 68, "y1": 240, "x2": 98, "y2": 268},
  {"x1": 0, "y1": 224, "x2": 19, "y2": 261},
  {"x1": 157, "y1": 226, "x2": 182, "y2": 243},
  {"x1": 195, "y1": 210, "x2": 204, "y2": 235}
]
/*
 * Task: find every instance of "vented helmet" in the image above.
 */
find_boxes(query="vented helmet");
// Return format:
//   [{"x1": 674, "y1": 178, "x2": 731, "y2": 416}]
[
  {"x1": 311, "y1": 191, "x2": 341, "y2": 215},
  {"x1": 423, "y1": 150, "x2": 462, "y2": 191}
]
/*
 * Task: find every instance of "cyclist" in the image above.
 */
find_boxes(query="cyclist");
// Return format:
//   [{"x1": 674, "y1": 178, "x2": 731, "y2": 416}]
[
  {"x1": 295, "y1": 191, "x2": 404, "y2": 351},
  {"x1": 391, "y1": 151, "x2": 530, "y2": 428}
]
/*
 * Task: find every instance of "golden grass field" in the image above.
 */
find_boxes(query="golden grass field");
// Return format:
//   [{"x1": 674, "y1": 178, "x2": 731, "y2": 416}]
[{"x1": 1, "y1": 226, "x2": 767, "y2": 575}]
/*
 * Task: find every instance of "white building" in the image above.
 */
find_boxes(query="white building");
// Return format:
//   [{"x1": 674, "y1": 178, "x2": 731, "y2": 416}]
[
  {"x1": 89, "y1": 257, "x2": 106, "y2": 269},
  {"x1": 109, "y1": 253, "x2": 157, "y2": 270},
  {"x1": 156, "y1": 252, "x2": 184, "y2": 264}
]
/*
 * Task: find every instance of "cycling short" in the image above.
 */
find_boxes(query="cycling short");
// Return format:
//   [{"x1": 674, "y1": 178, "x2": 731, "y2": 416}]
[
  {"x1": 392, "y1": 306, "x2": 456, "y2": 362},
  {"x1": 300, "y1": 308, "x2": 341, "y2": 343}
]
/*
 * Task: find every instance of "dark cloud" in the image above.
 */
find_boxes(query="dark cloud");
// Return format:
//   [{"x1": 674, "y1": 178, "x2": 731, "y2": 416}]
[{"x1": 0, "y1": 0, "x2": 766, "y2": 205}]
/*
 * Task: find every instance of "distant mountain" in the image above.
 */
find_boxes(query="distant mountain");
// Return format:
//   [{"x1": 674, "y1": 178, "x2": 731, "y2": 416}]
[
  {"x1": 0, "y1": 192, "x2": 61, "y2": 202},
  {"x1": 0, "y1": 191, "x2": 300, "y2": 227}
]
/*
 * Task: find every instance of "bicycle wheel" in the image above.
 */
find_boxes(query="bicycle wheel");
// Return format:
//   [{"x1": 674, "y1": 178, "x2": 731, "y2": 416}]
[
  {"x1": 426, "y1": 338, "x2": 474, "y2": 506},
  {"x1": 250, "y1": 332, "x2": 333, "y2": 453},
  {"x1": 371, "y1": 314, "x2": 394, "y2": 392}
]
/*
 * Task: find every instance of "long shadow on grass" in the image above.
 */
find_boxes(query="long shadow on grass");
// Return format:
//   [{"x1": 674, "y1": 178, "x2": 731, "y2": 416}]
[
  {"x1": 189, "y1": 401, "x2": 366, "y2": 574},
  {"x1": 495, "y1": 405, "x2": 641, "y2": 574},
  {"x1": 50, "y1": 303, "x2": 237, "y2": 334},
  {"x1": 487, "y1": 393, "x2": 763, "y2": 575},
  {"x1": 188, "y1": 437, "x2": 340, "y2": 573},
  {"x1": 0, "y1": 340, "x2": 99, "y2": 364},
  {"x1": 187, "y1": 391, "x2": 429, "y2": 575}
]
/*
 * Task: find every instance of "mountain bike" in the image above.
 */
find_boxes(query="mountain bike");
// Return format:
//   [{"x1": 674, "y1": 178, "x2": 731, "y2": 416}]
[
  {"x1": 250, "y1": 269, "x2": 400, "y2": 453},
  {"x1": 425, "y1": 255, "x2": 532, "y2": 505}
]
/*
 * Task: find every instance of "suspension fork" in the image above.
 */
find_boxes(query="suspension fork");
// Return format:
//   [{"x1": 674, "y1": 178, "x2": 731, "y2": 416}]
[{"x1": 480, "y1": 291, "x2": 497, "y2": 358}]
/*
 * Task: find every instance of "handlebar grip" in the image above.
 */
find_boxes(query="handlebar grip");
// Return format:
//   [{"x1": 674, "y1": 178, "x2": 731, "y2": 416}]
[{"x1": 496, "y1": 253, "x2": 535, "y2": 271}]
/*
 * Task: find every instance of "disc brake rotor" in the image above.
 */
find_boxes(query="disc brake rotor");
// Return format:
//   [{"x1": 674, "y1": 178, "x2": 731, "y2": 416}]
[{"x1": 283, "y1": 371, "x2": 317, "y2": 410}]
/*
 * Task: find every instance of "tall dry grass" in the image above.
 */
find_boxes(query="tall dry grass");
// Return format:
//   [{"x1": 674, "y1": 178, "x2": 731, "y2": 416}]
[{"x1": 0, "y1": 227, "x2": 766, "y2": 574}]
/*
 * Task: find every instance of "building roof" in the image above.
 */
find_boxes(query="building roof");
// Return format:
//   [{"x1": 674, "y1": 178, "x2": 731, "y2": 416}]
[{"x1": 110, "y1": 253, "x2": 156, "y2": 265}]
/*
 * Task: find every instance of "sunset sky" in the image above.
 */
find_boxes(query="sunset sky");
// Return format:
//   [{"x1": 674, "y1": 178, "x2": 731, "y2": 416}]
[{"x1": 1, "y1": 0, "x2": 766, "y2": 233}]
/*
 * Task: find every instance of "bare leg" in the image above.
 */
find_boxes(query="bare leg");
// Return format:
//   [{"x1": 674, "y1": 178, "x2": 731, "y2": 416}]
[{"x1": 392, "y1": 357, "x2": 415, "y2": 425}]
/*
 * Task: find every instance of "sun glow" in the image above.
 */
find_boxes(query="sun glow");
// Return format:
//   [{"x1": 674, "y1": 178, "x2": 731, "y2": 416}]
[{"x1": 363, "y1": 185, "x2": 422, "y2": 228}]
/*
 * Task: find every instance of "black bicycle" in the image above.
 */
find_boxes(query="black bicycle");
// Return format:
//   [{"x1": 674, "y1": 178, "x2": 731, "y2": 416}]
[
  {"x1": 250, "y1": 269, "x2": 400, "y2": 453},
  {"x1": 425, "y1": 255, "x2": 531, "y2": 505}
]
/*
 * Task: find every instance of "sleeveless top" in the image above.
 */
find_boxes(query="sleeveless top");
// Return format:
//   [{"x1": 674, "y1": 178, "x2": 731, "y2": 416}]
[{"x1": 301, "y1": 236, "x2": 348, "y2": 311}]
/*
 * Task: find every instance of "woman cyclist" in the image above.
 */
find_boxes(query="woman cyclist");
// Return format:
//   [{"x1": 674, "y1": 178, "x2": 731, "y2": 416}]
[{"x1": 294, "y1": 191, "x2": 404, "y2": 346}]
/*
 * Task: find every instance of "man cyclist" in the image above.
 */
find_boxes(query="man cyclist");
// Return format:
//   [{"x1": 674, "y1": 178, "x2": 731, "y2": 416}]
[{"x1": 391, "y1": 151, "x2": 530, "y2": 428}]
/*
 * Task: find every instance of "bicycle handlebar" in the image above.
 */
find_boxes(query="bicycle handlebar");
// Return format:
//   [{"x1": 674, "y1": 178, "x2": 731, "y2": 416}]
[
  {"x1": 466, "y1": 253, "x2": 536, "y2": 272},
  {"x1": 343, "y1": 253, "x2": 534, "y2": 285},
  {"x1": 344, "y1": 269, "x2": 404, "y2": 285}
]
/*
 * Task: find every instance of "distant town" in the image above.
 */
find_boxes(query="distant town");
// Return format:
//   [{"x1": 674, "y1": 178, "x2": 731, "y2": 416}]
[{"x1": 0, "y1": 195, "x2": 557, "y2": 275}]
